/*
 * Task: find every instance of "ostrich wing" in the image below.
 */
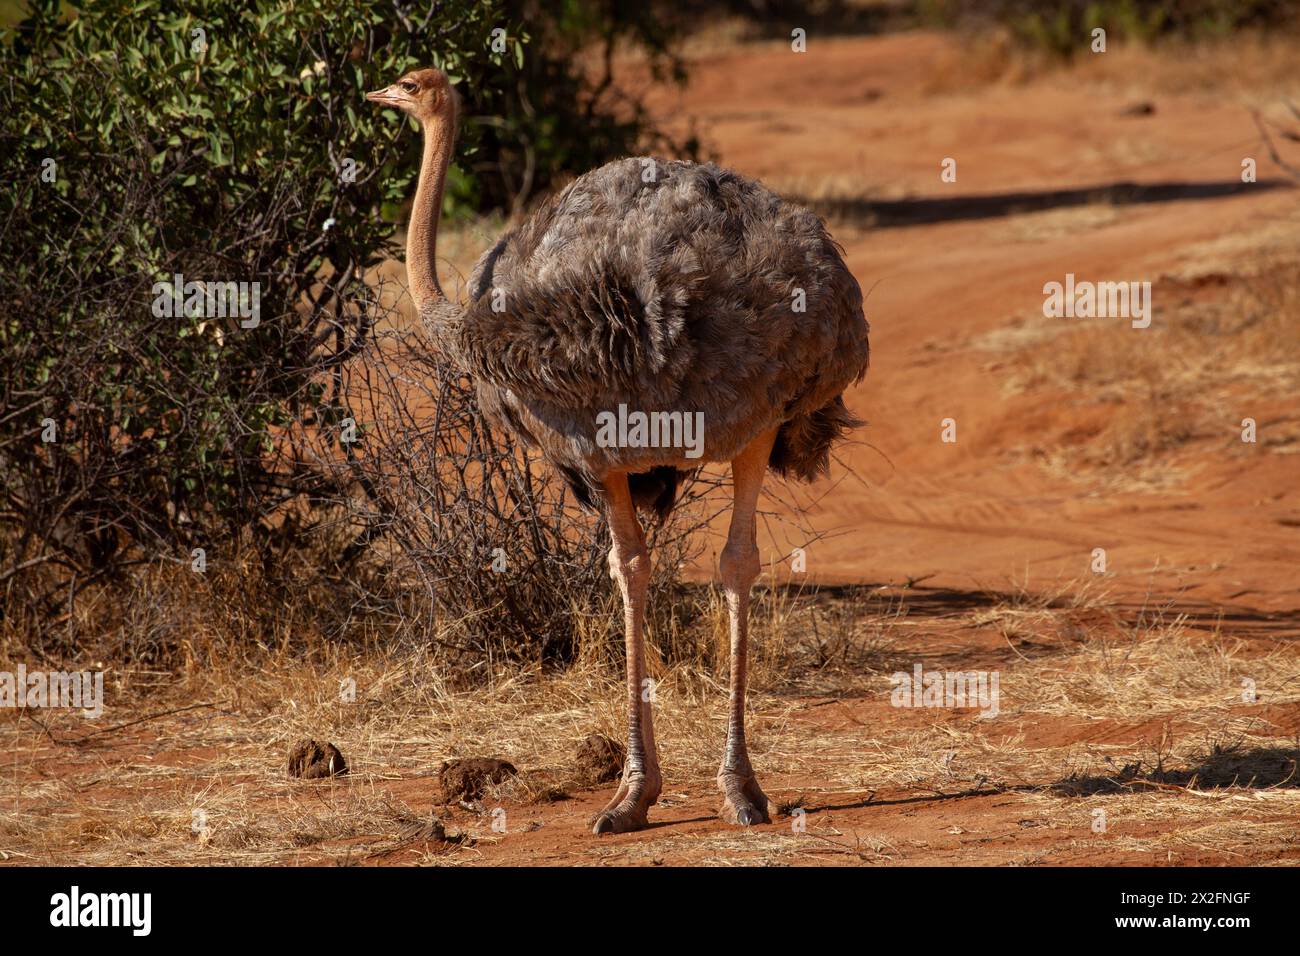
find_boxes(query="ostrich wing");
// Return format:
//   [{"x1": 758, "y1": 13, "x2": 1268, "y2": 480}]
[{"x1": 443, "y1": 159, "x2": 865, "y2": 411}]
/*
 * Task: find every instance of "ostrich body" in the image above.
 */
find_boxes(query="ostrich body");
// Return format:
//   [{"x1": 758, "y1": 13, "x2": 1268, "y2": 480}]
[{"x1": 369, "y1": 69, "x2": 869, "y2": 834}]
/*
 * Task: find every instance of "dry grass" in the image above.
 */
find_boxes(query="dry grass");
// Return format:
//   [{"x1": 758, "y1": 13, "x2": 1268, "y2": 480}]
[
  {"x1": 924, "y1": 29, "x2": 1300, "y2": 101},
  {"x1": 922, "y1": 27, "x2": 1051, "y2": 94},
  {"x1": 987, "y1": 203, "x2": 1123, "y2": 243},
  {"x1": 972, "y1": 251, "x2": 1300, "y2": 487},
  {"x1": 5, "y1": 571, "x2": 1300, "y2": 866},
  {"x1": 1069, "y1": 33, "x2": 1300, "y2": 102}
]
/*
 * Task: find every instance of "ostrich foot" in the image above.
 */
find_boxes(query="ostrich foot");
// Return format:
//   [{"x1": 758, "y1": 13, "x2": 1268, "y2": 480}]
[
  {"x1": 591, "y1": 769, "x2": 661, "y2": 835},
  {"x1": 718, "y1": 771, "x2": 771, "y2": 826}
]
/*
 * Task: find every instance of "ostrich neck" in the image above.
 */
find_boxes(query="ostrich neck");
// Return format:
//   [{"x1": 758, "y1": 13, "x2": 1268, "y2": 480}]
[{"x1": 407, "y1": 117, "x2": 455, "y2": 308}]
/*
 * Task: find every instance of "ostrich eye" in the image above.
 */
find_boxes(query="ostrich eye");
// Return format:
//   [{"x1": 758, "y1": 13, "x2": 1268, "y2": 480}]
[{"x1": 399, "y1": 81, "x2": 418, "y2": 93}]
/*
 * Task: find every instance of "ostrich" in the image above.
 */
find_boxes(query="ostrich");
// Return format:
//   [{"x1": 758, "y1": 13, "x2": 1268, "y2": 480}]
[{"x1": 367, "y1": 68, "x2": 869, "y2": 834}]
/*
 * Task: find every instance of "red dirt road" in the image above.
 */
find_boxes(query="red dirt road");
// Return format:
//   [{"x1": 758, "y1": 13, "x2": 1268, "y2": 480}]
[{"x1": 646, "y1": 33, "x2": 1300, "y2": 617}]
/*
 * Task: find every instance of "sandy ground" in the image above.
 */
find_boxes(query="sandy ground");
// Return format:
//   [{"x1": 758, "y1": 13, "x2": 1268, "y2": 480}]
[
  {"x1": 646, "y1": 32, "x2": 1300, "y2": 613},
  {"x1": 4, "y1": 30, "x2": 1300, "y2": 866}
]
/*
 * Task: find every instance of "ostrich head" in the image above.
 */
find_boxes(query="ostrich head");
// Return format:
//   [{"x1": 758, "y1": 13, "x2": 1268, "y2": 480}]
[{"x1": 365, "y1": 67, "x2": 458, "y2": 126}]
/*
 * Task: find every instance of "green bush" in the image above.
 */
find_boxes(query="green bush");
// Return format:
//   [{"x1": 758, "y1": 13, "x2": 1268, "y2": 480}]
[
  {"x1": 0, "y1": 0, "x2": 693, "y2": 629},
  {"x1": 0, "y1": 0, "x2": 520, "y2": 574}
]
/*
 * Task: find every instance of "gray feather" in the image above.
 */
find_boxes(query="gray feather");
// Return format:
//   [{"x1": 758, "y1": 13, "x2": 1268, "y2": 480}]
[{"x1": 423, "y1": 158, "x2": 870, "y2": 513}]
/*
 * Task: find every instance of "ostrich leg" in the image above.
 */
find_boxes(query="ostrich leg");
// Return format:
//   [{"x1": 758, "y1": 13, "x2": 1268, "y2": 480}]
[
  {"x1": 592, "y1": 472, "x2": 662, "y2": 834},
  {"x1": 718, "y1": 428, "x2": 778, "y2": 825}
]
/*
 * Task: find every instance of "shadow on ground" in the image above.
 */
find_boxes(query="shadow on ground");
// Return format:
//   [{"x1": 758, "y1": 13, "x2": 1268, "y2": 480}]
[
  {"x1": 1053, "y1": 745, "x2": 1300, "y2": 795},
  {"x1": 801, "y1": 179, "x2": 1293, "y2": 229}
]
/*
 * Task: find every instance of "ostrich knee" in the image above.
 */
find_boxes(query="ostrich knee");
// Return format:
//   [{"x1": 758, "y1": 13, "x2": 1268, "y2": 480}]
[
  {"x1": 608, "y1": 543, "x2": 650, "y2": 601},
  {"x1": 719, "y1": 540, "x2": 760, "y2": 600}
]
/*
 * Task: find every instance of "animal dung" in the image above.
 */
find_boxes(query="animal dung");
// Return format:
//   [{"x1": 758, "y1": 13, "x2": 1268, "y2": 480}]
[
  {"x1": 287, "y1": 739, "x2": 349, "y2": 779},
  {"x1": 396, "y1": 813, "x2": 449, "y2": 844},
  {"x1": 573, "y1": 732, "x2": 625, "y2": 785},
  {"x1": 1120, "y1": 101, "x2": 1156, "y2": 117},
  {"x1": 438, "y1": 757, "x2": 518, "y2": 801}
]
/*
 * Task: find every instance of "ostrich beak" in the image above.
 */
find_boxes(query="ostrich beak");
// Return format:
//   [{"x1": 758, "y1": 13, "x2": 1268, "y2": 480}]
[{"x1": 365, "y1": 86, "x2": 403, "y2": 107}]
